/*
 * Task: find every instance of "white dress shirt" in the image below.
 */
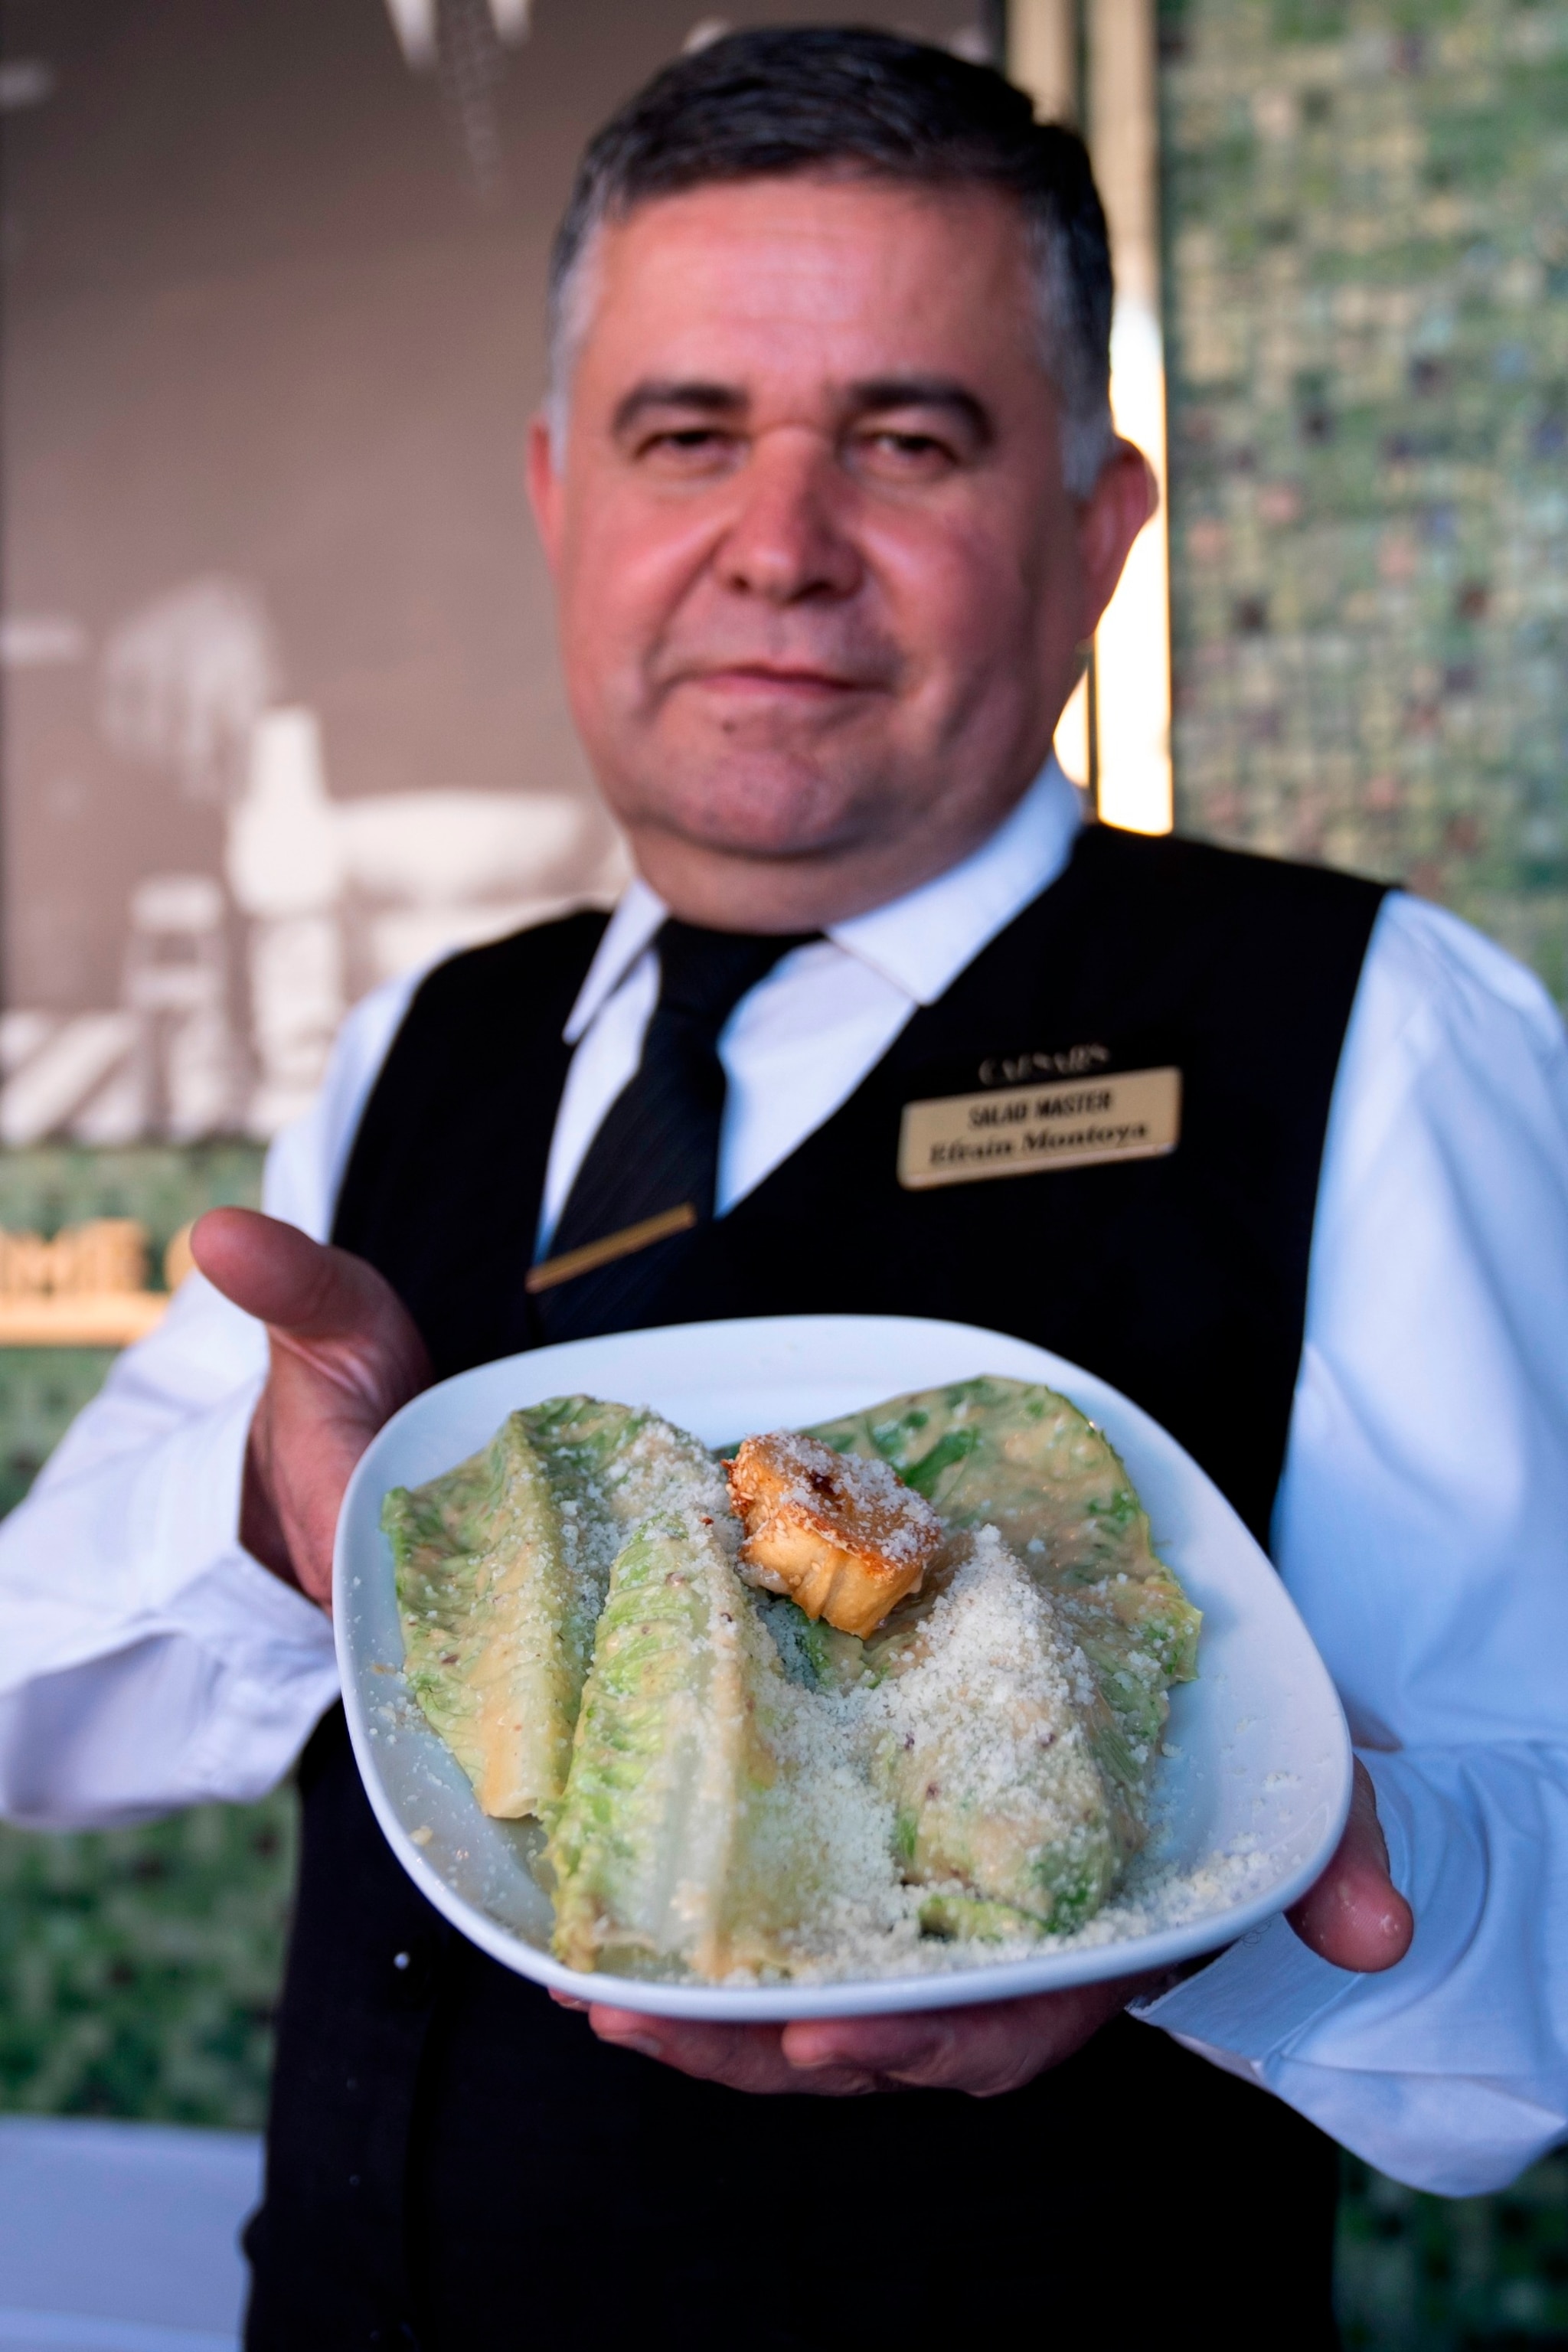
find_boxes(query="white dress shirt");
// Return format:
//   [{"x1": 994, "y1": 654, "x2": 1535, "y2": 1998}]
[{"x1": 1, "y1": 756, "x2": 1565, "y2": 2198}]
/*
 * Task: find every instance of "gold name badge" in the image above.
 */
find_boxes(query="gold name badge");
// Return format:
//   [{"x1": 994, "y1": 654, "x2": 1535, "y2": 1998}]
[{"x1": 898, "y1": 1066, "x2": 1182, "y2": 1191}]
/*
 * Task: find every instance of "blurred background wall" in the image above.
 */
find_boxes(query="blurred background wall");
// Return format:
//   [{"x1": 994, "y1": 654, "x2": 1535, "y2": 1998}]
[
  {"x1": 0, "y1": 5, "x2": 1566, "y2": 2346},
  {"x1": 0, "y1": 0, "x2": 975, "y2": 1145},
  {"x1": 1164, "y1": 0, "x2": 1568, "y2": 1007}
]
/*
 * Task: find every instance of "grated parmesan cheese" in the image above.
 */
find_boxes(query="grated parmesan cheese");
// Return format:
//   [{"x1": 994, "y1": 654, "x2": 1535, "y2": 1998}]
[{"x1": 394, "y1": 1393, "x2": 1230, "y2": 1987}]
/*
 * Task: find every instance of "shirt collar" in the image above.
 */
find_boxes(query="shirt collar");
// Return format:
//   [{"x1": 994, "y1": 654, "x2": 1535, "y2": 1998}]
[
  {"x1": 563, "y1": 877, "x2": 668, "y2": 1043},
  {"x1": 828, "y1": 756, "x2": 1085, "y2": 1005},
  {"x1": 563, "y1": 755, "x2": 1085, "y2": 1041}
]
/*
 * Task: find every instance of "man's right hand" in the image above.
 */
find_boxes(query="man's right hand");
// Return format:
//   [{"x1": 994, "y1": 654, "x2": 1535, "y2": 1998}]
[{"x1": 191, "y1": 1207, "x2": 432, "y2": 1612}]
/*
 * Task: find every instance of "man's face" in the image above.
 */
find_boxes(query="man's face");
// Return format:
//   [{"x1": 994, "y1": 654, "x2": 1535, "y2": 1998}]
[{"x1": 530, "y1": 173, "x2": 1150, "y2": 926}]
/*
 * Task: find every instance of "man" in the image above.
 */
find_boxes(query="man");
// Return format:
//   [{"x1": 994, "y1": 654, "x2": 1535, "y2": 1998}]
[{"x1": 2, "y1": 28, "x2": 1566, "y2": 2349}]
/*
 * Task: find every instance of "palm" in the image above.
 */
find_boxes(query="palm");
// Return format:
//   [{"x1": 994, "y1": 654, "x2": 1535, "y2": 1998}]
[
  {"x1": 191, "y1": 1207, "x2": 432, "y2": 1609},
  {"x1": 192, "y1": 1209, "x2": 1412, "y2": 2096}
]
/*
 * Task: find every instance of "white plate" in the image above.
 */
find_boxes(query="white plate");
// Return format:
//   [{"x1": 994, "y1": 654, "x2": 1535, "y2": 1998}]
[{"x1": 335, "y1": 1314, "x2": 1351, "y2": 2019}]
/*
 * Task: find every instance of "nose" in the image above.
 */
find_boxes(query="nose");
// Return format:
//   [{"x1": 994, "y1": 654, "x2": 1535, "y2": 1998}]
[{"x1": 717, "y1": 430, "x2": 862, "y2": 606}]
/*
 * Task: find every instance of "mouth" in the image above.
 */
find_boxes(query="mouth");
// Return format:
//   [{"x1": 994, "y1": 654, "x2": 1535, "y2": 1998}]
[{"x1": 678, "y1": 662, "x2": 883, "y2": 701}]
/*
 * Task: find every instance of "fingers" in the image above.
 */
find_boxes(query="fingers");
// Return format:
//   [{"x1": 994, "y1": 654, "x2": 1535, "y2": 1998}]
[
  {"x1": 244, "y1": 1390, "x2": 390, "y2": 1610},
  {"x1": 586, "y1": 1974, "x2": 1141, "y2": 2102},
  {"x1": 196, "y1": 1207, "x2": 430, "y2": 1425},
  {"x1": 191, "y1": 1207, "x2": 328, "y2": 1326},
  {"x1": 782, "y1": 1974, "x2": 1138, "y2": 2097},
  {"x1": 1287, "y1": 1757, "x2": 1414, "y2": 1973},
  {"x1": 198, "y1": 1209, "x2": 432, "y2": 1610},
  {"x1": 587, "y1": 2008, "x2": 877, "y2": 2098},
  {"x1": 193, "y1": 1208, "x2": 397, "y2": 1344}
]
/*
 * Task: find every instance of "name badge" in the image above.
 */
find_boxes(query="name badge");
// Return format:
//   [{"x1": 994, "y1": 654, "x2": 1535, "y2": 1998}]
[{"x1": 897, "y1": 1066, "x2": 1181, "y2": 1191}]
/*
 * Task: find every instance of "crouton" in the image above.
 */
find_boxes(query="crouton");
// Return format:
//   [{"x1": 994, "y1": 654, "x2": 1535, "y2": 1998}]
[{"x1": 726, "y1": 1430, "x2": 942, "y2": 1639}]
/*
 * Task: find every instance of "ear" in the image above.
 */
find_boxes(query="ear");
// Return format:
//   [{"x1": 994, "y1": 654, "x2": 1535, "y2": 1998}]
[
  {"x1": 526, "y1": 410, "x2": 565, "y2": 573},
  {"x1": 1074, "y1": 439, "x2": 1158, "y2": 638}
]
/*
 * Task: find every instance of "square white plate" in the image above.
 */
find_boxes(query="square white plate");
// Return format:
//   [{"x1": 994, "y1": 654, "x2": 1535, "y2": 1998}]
[{"x1": 335, "y1": 1313, "x2": 1351, "y2": 2019}]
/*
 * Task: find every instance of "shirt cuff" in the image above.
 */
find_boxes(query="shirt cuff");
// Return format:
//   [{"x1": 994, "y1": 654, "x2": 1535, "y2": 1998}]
[
  {"x1": 1130, "y1": 1747, "x2": 1415, "y2": 2056},
  {"x1": 1126, "y1": 1754, "x2": 1568, "y2": 2194},
  {"x1": 1128, "y1": 1906, "x2": 1353, "y2": 2079}
]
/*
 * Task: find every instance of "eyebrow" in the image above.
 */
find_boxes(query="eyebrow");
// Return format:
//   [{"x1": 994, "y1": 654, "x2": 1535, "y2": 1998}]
[
  {"x1": 843, "y1": 377, "x2": 994, "y2": 446},
  {"x1": 609, "y1": 373, "x2": 994, "y2": 446},
  {"x1": 612, "y1": 380, "x2": 744, "y2": 436}
]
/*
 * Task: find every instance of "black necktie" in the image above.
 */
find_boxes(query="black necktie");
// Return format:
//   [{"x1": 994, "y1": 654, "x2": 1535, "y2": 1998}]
[{"x1": 530, "y1": 919, "x2": 813, "y2": 1341}]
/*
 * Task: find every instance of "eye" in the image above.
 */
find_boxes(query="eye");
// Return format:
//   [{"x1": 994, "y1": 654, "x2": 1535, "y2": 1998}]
[
  {"x1": 633, "y1": 425, "x2": 743, "y2": 474},
  {"x1": 851, "y1": 426, "x2": 962, "y2": 482}
]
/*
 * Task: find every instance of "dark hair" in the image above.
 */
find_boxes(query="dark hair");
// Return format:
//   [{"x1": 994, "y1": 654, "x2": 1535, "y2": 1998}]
[{"x1": 546, "y1": 26, "x2": 1113, "y2": 493}]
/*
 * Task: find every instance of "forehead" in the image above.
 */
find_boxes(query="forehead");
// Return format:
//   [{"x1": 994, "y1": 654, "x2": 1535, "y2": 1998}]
[{"x1": 575, "y1": 175, "x2": 1036, "y2": 394}]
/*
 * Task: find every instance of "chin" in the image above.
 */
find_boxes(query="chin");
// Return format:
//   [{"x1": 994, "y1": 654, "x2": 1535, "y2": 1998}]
[{"x1": 624, "y1": 753, "x2": 870, "y2": 863}]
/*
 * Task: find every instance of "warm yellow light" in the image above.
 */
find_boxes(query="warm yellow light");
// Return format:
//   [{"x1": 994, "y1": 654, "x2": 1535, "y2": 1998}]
[
  {"x1": 1007, "y1": 0, "x2": 1078, "y2": 122},
  {"x1": 1095, "y1": 298, "x2": 1173, "y2": 835},
  {"x1": 1054, "y1": 667, "x2": 1092, "y2": 789},
  {"x1": 1011, "y1": 0, "x2": 1174, "y2": 837},
  {"x1": 1087, "y1": 0, "x2": 1173, "y2": 836}
]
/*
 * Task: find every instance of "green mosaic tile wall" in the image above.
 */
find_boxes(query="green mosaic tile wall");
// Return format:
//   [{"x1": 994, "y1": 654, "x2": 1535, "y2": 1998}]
[
  {"x1": 0, "y1": 1145, "x2": 263, "y2": 1514},
  {"x1": 1160, "y1": 0, "x2": 1568, "y2": 1005},
  {"x1": 1158, "y1": 12, "x2": 1568, "y2": 2331},
  {"x1": 0, "y1": 1794, "x2": 296, "y2": 2131},
  {"x1": 0, "y1": 1146, "x2": 290, "y2": 2133},
  {"x1": 1339, "y1": 2154, "x2": 1568, "y2": 2346},
  {"x1": 0, "y1": 1125, "x2": 1557, "y2": 2336}
]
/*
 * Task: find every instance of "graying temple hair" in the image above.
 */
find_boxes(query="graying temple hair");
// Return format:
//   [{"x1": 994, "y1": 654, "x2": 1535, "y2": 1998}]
[{"x1": 544, "y1": 27, "x2": 1116, "y2": 499}]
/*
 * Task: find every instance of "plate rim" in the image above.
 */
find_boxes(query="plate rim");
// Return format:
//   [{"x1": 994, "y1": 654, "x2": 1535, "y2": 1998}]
[{"x1": 334, "y1": 1312, "x2": 1353, "y2": 2020}]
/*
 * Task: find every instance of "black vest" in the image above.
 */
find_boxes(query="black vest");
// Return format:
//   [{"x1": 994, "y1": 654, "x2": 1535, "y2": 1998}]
[{"x1": 245, "y1": 828, "x2": 1384, "y2": 2352}]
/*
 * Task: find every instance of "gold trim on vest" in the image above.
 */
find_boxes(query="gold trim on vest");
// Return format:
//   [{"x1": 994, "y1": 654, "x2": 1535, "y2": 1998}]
[{"x1": 524, "y1": 1200, "x2": 699, "y2": 1292}]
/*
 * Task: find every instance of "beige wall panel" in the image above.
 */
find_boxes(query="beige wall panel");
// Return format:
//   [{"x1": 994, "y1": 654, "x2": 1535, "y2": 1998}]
[
  {"x1": 1006, "y1": 0, "x2": 1077, "y2": 122},
  {"x1": 0, "y1": 0, "x2": 975, "y2": 1136}
]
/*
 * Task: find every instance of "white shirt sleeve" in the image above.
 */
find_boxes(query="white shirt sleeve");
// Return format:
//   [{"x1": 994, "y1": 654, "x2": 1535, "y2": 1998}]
[
  {"x1": 1137, "y1": 893, "x2": 1568, "y2": 2195},
  {"x1": 0, "y1": 972, "x2": 421, "y2": 1829},
  {"x1": 8, "y1": 871, "x2": 1568, "y2": 2199}
]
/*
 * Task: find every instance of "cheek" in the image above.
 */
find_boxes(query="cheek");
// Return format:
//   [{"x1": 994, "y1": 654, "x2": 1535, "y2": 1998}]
[
  {"x1": 864, "y1": 504, "x2": 1050, "y2": 687},
  {"x1": 560, "y1": 500, "x2": 715, "y2": 681}
]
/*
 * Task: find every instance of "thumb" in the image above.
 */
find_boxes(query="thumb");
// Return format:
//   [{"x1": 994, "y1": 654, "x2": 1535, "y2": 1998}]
[
  {"x1": 191, "y1": 1207, "x2": 430, "y2": 1607},
  {"x1": 192, "y1": 1202, "x2": 430, "y2": 1436},
  {"x1": 1287, "y1": 1757, "x2": 1413, "y2": 1973},
  {"x1": 192, "y1": 1206, "x2": 399, "y2": 1344}
]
